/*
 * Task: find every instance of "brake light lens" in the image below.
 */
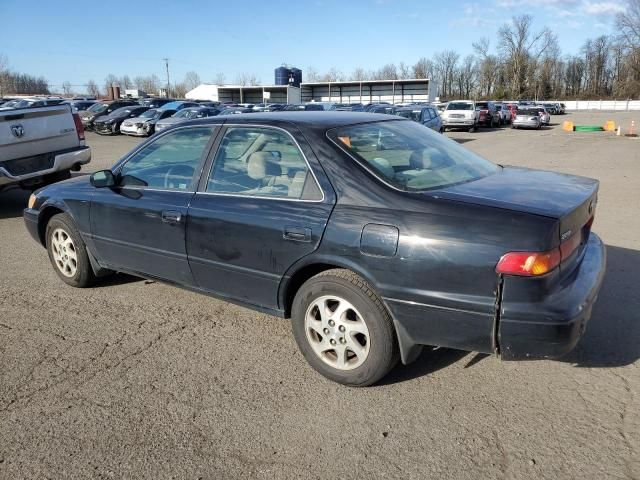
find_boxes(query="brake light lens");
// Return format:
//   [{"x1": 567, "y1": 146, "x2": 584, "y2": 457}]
[
  {"x1": 496, "y1": 250, "x2": 561, "y2": 276},
  {"x1": 72, "y1": 113, "x2": 85, "y2": 141},
  {"x1": 496, "y1": 220, "x2": 590, "y2": 277}
]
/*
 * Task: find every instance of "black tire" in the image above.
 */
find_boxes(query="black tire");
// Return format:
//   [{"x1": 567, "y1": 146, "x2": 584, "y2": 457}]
[
  {"x1": 45, "y1": 213, "x2": 96, "y2": 288},
  {"x1": 291, "y1": 269, "x2": 399, "y2": 386}
]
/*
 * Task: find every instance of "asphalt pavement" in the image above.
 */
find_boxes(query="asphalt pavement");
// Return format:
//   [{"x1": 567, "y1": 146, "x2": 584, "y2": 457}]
[{"x1": 1, "y1": 112, "x2": 638, "y2": 479}]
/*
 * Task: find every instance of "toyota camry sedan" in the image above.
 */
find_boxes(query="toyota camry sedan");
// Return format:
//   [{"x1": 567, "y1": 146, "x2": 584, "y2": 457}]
[{"x1": 23, "y1": 112, "x2": 606, "y2": 386}]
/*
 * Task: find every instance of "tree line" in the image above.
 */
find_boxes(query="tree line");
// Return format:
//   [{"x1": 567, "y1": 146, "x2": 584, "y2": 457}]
[
  {"x1": 307, "y1": 10, "x2": 640, "y2": 100},
  {"x1": 1, "y1": 3, "x2": 639, "y2": 101},
  {"x1": 0, "y1": 55, "x2": 49, "y2": 96}
]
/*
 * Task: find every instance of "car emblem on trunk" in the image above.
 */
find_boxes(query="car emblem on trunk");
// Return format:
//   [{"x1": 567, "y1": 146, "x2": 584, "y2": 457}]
[{"x1": 10, "y1": 124, "x2": 25, "y2": 138}]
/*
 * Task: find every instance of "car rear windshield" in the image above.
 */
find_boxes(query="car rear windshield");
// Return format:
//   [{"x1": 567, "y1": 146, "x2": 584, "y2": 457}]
[
  {"x1": 328, "y1": 120, "x2": 498, "y2": 191},
  {"x1": 446, "y1": 102, "x2": 473, "y2": 111},
  {"x1": 396, "y1": 110, "x2": 421, "y2": 121},
  {"x1": 519, "y1": 109, "x2": 539, "y2": 115}
]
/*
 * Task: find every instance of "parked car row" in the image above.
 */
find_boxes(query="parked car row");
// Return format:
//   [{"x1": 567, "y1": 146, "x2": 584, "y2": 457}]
[{"x1": 440, "y1": 99, "x2": 564, "y2": 131}]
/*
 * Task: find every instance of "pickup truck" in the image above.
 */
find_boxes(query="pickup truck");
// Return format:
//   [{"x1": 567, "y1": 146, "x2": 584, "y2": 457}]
[{"x1": 0, "y1": 104, "x2": 90, "y2": 192}]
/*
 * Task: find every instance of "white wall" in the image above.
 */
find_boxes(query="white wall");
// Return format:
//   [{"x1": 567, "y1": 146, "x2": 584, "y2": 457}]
[{"x1": 564, "y1": 100, "x2": 640, "y2": 111}]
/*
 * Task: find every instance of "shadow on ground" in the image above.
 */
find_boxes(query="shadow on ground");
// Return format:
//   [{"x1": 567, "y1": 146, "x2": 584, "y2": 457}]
[
  {"x1": 0, "y1": 188, "x2": 31, "y2": 220},
  {"x1": 561, "y1": 245, "x2": 640, "y2": 368}
]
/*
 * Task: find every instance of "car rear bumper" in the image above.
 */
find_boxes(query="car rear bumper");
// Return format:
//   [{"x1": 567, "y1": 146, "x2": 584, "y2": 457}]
[
  {"x1": 0, "y1": 146, "x2": 91, "y2": 187},
  {"x1": 498, "y1": 233, "x2": 606, "y2": 360},
  {"x1": 513, "y1": 120, "x2": 539, "y2": 128},
  {"x1": 383, "y1": 233, "x2": 606, "y2": 364},
  {"x1": 442, "y1": 118, "x2": 475, "y2": 126}
]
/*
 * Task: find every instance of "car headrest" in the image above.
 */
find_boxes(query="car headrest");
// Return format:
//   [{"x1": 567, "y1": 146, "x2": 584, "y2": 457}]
[
  {"x1": 370, "y1": 157, "x2": 395, "y2": 179},
  {"x1": 247, "y1": 152, "x2": 281, "y2": 180},
  {"x1": 409, "y1": 148, "x2": 448, "y2": 170}
]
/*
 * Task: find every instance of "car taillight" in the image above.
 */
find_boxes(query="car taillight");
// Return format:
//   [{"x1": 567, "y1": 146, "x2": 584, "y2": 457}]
[
  {"x1": 496, "y1": 222, "x2": 590, "y2": 277},
  {"x1": 73, "y1": 113, "x2": 85, "y2": 141},
  {"x1": 496, "y1": 250, "x2": 561, "y2": 276}
]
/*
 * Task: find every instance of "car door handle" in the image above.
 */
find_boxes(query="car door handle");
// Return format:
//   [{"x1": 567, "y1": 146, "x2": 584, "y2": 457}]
[
  {"x1": 283, "y1": 226, "x2": 311, "y2": 242},
  {"x1": 161, "y1": 210, "x2": 182, "y2": 224}
]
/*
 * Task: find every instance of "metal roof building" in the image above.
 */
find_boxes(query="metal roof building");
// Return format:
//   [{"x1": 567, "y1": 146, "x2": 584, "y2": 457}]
[
  {"x1": 186, "y1": 84, "x2": 301, "y2": 104},
  {"x1": 300, "y1": 78, "x2": 436, "y2": 104}
]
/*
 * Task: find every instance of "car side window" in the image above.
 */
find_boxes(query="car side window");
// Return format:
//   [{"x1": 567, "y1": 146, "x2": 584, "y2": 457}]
[
  {"x1": 206, "y1": 127, "x2": 317, "y2": 200},
  {"x1": 119, "y1": 127, "x2": 213, "y2": 191}
]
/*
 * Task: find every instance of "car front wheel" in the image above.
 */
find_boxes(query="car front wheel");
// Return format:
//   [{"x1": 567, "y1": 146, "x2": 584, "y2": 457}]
[
  {"x1": 46, "y1": 213, "x2": 96, "y2": 288},
  {"x1": 291, "y1": 269, "x2": 399, "y2": 386}
]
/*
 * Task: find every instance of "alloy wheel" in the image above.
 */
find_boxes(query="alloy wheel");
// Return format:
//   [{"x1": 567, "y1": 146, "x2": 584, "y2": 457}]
[
  {"x1": 304, "y1": 295, "x2": 370, "y2": 370},
  {"x1": 50, "y1": 228, "x2": 77, "y2": 277}
]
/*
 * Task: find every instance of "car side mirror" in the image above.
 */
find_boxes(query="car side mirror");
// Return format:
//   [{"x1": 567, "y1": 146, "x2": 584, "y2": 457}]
[{"x1": 90, "y1": 170, "x2": 115, "y2": 188}]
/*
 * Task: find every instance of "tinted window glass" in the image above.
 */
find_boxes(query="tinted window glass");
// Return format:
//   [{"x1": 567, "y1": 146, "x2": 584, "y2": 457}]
[
  {"x1": 446, "y1": 102, "x2": 473, "y2": 110},
  {"x1": 207, "y1": 127, "x2": 312, "y2": 199},
  {"x1": 329, "y1": 120, "x2": 498, "y2": 191},
  {"x1": 119, "y1": 127, "x2": 212, "y2": 190}
]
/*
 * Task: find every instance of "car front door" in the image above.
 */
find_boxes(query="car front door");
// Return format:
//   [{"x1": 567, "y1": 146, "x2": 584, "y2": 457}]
[
  {"x1": 89, "y1": 126, "x2": 217, "y2": 284},
  {"x1": 186, "y1": 125, "x2": 336, "y2": 311}
]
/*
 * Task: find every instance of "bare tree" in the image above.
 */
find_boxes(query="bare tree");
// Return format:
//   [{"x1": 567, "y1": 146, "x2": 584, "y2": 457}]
[
  {"x1": 498, "y1": 15, "x2": 554, "y2": 98},
  {"x1": 617, "y1": 0, "x2": 640, "y2": 46},
  {"x1": 62, "y1": 81, "x2": 73, "y2": 96},
  {"x1": 322, "y1": 68, "x2": 344, "y2": 82},
  {"x1": 235, "y1": 73, "x2": 260, "y2": 86},
  {"x1": 184, "y1": 71, "x2": 201, "y2": 90},
  {"x1": 412, "y1": 57, "x2": 434, "y2": 79},
  {"x1": 351, "y1": 67, "x2": 369, "y2": 81},
  {"x1": 304, "y1": 67, "x2": 320, "y2": 82},
  {"x1": 213, "y1": 72, "x2": 226, "y2": 85},
  {"x1": 86, "y1": 80, "x2": 100, "y2": 97},
  {"x1": 434, "y1": 50, "x2": 459, "y2": 98},
  {"x1": 398, "y1": 62, "x2": 411, "y2": 79}
]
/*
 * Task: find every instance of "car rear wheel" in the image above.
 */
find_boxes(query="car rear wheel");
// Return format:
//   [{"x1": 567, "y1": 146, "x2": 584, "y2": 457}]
[
  {"x1": 291, "y1": 269, "x2": 399, "y2": 386},
  {"x1": 46, "y1": 213, "x2": 96, "y2": 288}
]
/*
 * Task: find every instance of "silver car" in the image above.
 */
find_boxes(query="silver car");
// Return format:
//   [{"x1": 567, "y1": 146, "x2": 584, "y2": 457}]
[
  {"x1": 512, "y1": 108, "x2": 542, "y2": 129},
  {"x1": 154, "y1": 107, "x2": 221, "y2": 133}
]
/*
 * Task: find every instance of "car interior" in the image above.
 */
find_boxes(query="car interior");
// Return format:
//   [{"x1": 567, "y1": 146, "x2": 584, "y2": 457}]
[{"x1": 206, "y1": 127, "x2": 317, "y2": 199}]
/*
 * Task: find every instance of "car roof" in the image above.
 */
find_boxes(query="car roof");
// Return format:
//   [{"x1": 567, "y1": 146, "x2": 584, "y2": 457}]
[{"x1": 187, "y1": 111, "x2": 407, "y2": 130}]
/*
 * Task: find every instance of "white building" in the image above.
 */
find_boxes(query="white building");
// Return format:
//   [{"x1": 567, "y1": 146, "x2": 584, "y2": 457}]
[{"x1": 186, "y1": 84, "x2": 301, "y2": 104}]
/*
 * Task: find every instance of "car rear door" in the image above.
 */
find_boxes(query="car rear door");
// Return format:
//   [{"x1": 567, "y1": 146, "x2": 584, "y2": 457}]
[
  {"x1": 89, "y1": 126, "x2": 218, "y2": 284},
  {"x1": 186, "y1": 124, "x2": 336, "y2": 311}
]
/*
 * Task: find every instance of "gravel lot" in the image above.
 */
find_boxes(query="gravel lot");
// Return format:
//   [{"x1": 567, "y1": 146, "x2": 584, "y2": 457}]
[{"x1": 1, "y1": 112, "x2": 639, "y2": 479}]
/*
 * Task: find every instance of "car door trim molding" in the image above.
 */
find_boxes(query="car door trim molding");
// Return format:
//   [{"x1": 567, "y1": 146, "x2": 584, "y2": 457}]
[
  {"x1": 89, "y1": 233, "x2": 188, "y2": 260},
  {"x1": 188, "y1": 254, "x2": 281, "y2": 280},
  {"x1": 197, "y1": 123, "x2": 326, "y2": 204}
]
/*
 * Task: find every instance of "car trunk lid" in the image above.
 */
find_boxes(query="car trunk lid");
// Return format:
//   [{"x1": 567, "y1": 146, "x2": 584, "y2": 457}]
[{"x1": 436, "y1": 166, "x2": 599, "y2": 253}]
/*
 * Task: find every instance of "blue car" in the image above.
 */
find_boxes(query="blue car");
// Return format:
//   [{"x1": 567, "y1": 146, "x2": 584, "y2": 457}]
[
  {"x1": 395, "y1": 105, "x2": 444, "y2": 133},
  {"x1": 158, "y1": 101, "x2": 201, "y2": 111},
  {"x1": 24, "y1": 112, "x2": 606, "y2": 386}
]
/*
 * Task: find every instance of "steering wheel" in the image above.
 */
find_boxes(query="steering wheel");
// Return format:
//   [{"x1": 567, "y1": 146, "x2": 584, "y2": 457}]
[{"x1": 164, "y1": 164, "x2": 195, "y2": 190}]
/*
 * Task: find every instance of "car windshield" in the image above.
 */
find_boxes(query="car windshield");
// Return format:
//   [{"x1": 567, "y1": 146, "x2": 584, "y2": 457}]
[
  {"x1": 519, "y1": 109, "x2": 539, "y2": 115},
  {"x1": 140, "y1": 109, "x2": 159, "y2": 118},
  {"x1": 447, "y1": 102, "x2": 473, "y2": 111},
  {"x1": 396, "y1": 110, "x2": 421, "y2": 122},
  {"x1": 88, "y1": 103, "x2": 108, "y2": 113},
  {"x1": 329, "y1": 120, "x2": 498, "y2": 191}
]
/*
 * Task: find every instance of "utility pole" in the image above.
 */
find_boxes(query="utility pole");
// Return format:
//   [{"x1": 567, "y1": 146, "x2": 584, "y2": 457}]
[{"x1": 163, "y1": 57, "x2": 171, "y2": 98}]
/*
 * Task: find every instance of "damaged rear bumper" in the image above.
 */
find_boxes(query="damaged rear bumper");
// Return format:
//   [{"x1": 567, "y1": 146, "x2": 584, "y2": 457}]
[{"x1": 498, "y1": 233, "x2": 606, "y2": 360}]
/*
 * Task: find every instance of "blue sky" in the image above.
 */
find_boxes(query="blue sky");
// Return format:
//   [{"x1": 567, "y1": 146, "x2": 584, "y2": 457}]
[{"x1": 0, "y1": 0, "x2": 624, "y2": 89}]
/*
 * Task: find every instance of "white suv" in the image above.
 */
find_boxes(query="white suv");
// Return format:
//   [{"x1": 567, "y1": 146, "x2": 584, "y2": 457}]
[{"x1": 441, "y1": 101, "x2": 479, "y2": 132}]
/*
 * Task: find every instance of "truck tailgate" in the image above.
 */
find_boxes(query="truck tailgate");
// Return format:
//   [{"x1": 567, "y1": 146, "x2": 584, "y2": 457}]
[{"x1": 0, "y1": 105, "x2": 80, "y2": 161}]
